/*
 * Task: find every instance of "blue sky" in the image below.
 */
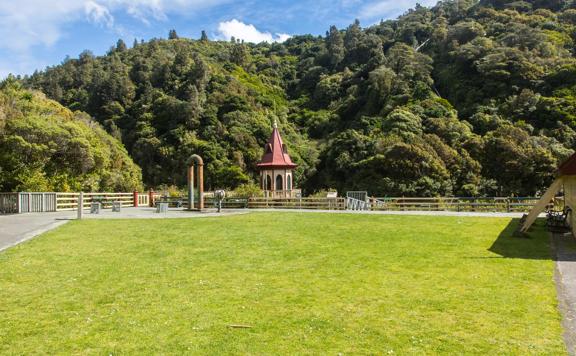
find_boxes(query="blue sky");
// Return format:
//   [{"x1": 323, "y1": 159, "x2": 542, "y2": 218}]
[{"x1": 0, "y1": 0, "x2": 438, "y2": 78}]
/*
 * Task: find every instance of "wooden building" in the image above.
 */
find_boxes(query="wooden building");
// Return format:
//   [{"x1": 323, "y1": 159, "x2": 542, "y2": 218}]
[{"x1": 521, "y1": 153, "x2": 576, "y2": 234}]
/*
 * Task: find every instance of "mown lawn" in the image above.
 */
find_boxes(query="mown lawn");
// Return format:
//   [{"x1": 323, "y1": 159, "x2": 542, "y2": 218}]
[{"x1": 0, "y1": 213, "x2": 565, "y2": 354}]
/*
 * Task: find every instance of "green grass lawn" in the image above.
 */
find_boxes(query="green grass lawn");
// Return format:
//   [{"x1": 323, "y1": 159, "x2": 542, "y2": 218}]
[{"x1": 0, "y1": 213, "x2": 565, "y2": 354}]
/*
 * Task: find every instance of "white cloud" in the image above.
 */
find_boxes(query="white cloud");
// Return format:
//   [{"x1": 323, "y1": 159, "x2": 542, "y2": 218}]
[
  {"x1": 217, "y1": 19, "x2": 291, "y2": 43},
  {"x1": 85, "y1": 1, "x2": 114, "y2": 28},
  {"x1": 0, "y1": 0, "x2": 229, "y2": 77},
  {"x1": 358, "y1": 0, "x2": 439, "y2": 21},
  {"x1": 0, "y1": 0, "x2": 227, "y2": 52}
]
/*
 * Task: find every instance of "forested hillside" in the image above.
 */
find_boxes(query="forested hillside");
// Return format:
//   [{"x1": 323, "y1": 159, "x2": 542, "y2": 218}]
[
  {"x1": 0, "y1": 82, "x2": 142, "y2": 192},
  {"x1": 20, "y1": 0, "x2": 576, "y2": 196}
]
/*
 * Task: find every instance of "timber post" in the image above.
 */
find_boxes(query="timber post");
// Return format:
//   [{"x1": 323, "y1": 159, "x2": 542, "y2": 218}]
[
  {"x1": 77, "y1": 192, "x2": 84, "y2": 220},
  {"x1": 148, "y1": 190, "x2": 154, "y2": 207}
]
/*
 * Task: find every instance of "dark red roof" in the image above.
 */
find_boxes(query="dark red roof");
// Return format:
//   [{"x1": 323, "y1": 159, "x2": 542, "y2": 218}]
[
  {"x1": 257, "y1": 126, "x2": 297, "y2": 169},
  {"x1": 559, "y1": 152, "x2": 576, "y2": 175}
]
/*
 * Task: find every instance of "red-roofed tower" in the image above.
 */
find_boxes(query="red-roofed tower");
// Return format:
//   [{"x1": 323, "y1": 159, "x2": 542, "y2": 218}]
[{"x1": 257, "y1": 120, "x2": 299, "y2": 198}]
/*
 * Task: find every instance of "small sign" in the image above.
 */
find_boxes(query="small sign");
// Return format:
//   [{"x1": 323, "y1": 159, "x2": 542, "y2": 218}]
[{"x1": 326, "y1": 192, "x2": 338, "y2": 198}]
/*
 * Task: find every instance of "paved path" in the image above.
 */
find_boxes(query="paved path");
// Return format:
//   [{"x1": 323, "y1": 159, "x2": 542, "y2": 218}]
[
  {"x1": 553, "y1": 233, "x2": 576, "y2": 355},
  {"x1": 0, "y1": 211, "x2": 74, "y2": 252},
  {"x1": 0, "y1": 208, "x2": 247, "y2": 252}
]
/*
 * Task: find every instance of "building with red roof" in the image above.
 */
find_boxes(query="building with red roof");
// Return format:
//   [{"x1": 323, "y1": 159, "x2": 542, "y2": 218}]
[
  {"x1": 521, "y1": 152, "x2": 576, "y2": 235},
  {"x1": 257, "y1": 121, "x2": 300, "y2": 198}
]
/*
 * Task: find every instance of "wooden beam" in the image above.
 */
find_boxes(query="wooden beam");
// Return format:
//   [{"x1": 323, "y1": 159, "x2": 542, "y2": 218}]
[{"x1": 520, "y1": 177, "x2": 563, "y2": 233}]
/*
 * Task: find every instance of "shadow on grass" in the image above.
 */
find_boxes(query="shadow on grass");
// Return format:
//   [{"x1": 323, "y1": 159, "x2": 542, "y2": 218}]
[{"x1": 487, "y1": 218, "x2": 576, "y2": 261}]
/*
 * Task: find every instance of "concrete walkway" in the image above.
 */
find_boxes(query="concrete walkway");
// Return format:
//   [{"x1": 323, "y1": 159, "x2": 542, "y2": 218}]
[
  {"x1": 0, "y1": 211, "x2": 74, "y2": 252},
  {"x1": 553, "y1": 233, "x2": 576, "y2": 355},
  {"x1": 0, "y1": 208, "x2": 247, "y2": 252}
]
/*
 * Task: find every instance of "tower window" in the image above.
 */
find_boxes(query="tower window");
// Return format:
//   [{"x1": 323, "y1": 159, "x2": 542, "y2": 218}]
[
  {"x1": 276, "y1": 174, "x2": 283, "y2": 191},
  {"x1": 266, "y1": 175, "x2": 272, "y2": 190}
]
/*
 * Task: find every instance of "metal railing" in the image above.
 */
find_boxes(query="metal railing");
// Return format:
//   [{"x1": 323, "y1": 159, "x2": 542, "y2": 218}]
[{"x1": 0, "y1": 193, "x2": 18, "y2": 214}]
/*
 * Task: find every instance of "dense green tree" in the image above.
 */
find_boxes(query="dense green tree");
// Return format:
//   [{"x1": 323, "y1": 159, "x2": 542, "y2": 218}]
[
  {"x1": 0, "y1": 82, "x2": 142, "y2": 191},
  {"x1": 326, "y1": 25, "x2": 345, "y2": 69},
  {"x1": 200, "y1": 30, "x2": 209, "y2": 42},
  {"x1": 21, "y1": 0, "x2": 576, "y2": 196}
]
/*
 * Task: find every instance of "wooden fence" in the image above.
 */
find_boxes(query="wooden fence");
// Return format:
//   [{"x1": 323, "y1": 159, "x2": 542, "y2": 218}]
[
  {"x1": 244, "y1": 196, "x2": 547, "y2": 213},
  {"x1": 0, "y1": 191, "x2": 550, "y2": 214},
  {"x1": 368, "y1": 197, "x2": 546, "y2": 213},
  {"x1": 0, "y1": 192, "x2": 138, "y2": 214},
  {"x1": 247, "y1": 197, "x2": 346, "y2": 210},
  {"x1": 56, "y1": 192, "x2": 134, "y2": 211}
]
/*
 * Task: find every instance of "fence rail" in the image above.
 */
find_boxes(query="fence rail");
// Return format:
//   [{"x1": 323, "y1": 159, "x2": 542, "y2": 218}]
[
  {"x1": 244, "y1": 196, "x2": 547, "y2": 213},
  {"x1": 369, "y1": 197, "x2": 545, "y2": 212},
  {"x1": 0, "y1": 191, "x2": 551, "y2": 214}
]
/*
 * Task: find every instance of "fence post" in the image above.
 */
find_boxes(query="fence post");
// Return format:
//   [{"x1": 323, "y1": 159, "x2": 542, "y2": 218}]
[
  {"x1": 77, "y1": 192, "x2": 84, "y2": 220},
  {"x1": 133, "y1": 191, "x2": 139, "y2": 207},
  {"x1": 148, "y1": 190, "x2": 154, "y2": 207},
  {"x1": 16, "y1": 192, "x2": 21, "y2": 214}
]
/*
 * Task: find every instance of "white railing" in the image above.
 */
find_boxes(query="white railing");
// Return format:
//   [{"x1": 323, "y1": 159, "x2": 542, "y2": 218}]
[
  {"x1": 0, "y1": 192, "x2": 140, "y2": 213},
  {"x1": 263, "y1": 189, "x2": 302, "y2": 199},
  {"x1": 56, "y1": 192, "x2": 134, "y2": 211},
  {"x1": 138, "y1": 194, "x2": 149, "y2": 207},
  {"x1": 346, "y1": 197, "x2": 369, "y2": 211}
]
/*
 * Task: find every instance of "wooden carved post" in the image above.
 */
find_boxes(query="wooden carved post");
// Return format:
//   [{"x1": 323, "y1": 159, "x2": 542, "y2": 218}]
[
  {"x1": 148, "y1": 190, "x2": 154, "y2": 207},
  {"x1": 198, "y1": 162, "x2": 204, "y2": 210},
  {"x1": 133, "y1": 191, "x2": 139, "y2": 207},
  {"x1": 187, "y1": 154, "x2": 204, "y2": 211},
  {"x1": 188, "y1": 164, "x2": 195, "y2": 210}
]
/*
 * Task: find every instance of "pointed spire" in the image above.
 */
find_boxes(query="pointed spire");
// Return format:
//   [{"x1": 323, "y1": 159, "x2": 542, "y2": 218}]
[{"x1": 257, "y1": 120, "x2": 296, "y2": 169}]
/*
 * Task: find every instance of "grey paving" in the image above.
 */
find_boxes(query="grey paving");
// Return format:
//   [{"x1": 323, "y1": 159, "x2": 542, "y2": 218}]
[
  {"x1": 0, "y1": 208, "x2": 247, "y2": 252},
  {"x1": 79, "y1": 207, "x2": 248, "y2": 219},
  {"x1": 0, "y1": 211, "x2": 74, "y2": 252},
  {"x1": 553, "y1": 233, "x2": 576, "y2": 355}
]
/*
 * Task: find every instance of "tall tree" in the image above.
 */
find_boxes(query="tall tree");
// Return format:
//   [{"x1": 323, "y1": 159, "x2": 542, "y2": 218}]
[
  {"x1": 168, "y1": 29, "x2": 179, "y2": 40},
  {"x1": 326, "y1": 25, "x2": 345, "y2": 69}
]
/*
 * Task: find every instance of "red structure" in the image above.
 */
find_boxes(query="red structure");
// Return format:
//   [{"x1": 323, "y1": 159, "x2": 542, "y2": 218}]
[
  {"x1": 257, "y1": 121, "x2": 299, "y2": 198},
  {"x1": 559, "y1": 153, "x2": 576, "y2": 175}
]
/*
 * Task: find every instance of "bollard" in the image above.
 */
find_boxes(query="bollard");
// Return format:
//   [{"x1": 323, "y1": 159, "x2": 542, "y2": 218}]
[{"x1": 77, "y1": 192, "x2": 84, "y2": 220}]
